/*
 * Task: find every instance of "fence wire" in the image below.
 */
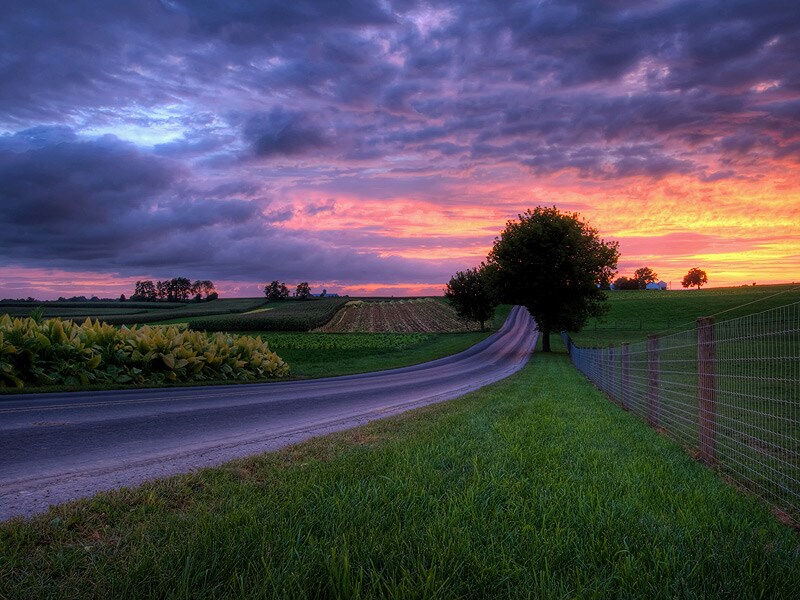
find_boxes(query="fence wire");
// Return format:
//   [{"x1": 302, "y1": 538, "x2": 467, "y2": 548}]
[{"x1": 564, "y1": 301, "x2": 800, "y2": 523}]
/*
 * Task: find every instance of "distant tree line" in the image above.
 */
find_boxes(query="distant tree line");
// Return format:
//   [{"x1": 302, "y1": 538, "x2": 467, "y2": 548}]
[
  {"x1": 264, "y1": 281, "x2": 317, "y2": 301},
  {"x1": 131, "y1": 278, "x2": 217, "y2": 302},
  {"x1": 613, "y1": 266, "x2": 659, "y2": 290}
]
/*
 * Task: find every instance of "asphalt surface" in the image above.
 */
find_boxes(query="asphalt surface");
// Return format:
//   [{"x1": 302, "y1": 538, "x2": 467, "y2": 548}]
[{"x1": 0, "y1": 306, "x2": 538, "y2": 520}]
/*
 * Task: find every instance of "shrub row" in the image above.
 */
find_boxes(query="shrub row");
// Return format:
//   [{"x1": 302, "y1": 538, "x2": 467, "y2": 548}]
[
  {"x1": 189, "y1": 298, "x2": 349, "y2": 332},
  {"x1": 0, "y1": 315, "x2": 289, "y2": 388}
]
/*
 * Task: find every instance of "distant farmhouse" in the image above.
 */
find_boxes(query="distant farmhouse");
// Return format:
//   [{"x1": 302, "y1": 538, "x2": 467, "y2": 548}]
[{"x1": 646, "y1": 281, "x2": 668, "y2": 290}]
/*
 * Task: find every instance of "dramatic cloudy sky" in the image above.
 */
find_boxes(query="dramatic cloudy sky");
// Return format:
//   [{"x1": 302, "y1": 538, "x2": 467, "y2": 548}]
[{"x1": 2, "y1": 0, "x2": 799, "y2": 298}]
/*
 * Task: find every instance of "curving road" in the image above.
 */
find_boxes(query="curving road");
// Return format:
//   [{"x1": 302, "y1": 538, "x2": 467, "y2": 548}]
[{"x1": 0, "y1": 306, "x2": 538, "y2": 520}]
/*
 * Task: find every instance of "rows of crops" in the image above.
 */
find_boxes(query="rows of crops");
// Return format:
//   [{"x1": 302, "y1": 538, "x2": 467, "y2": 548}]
[
  {"x1": 0, "y1": 299, "x2": 268, "y2": 326},
  {"x1": 0, "y1": 315, "x2": 288, "y2": 388},
  {"x1": 189, "y1": 298, "x2": 348, "y2": 332},
  {"x1": 260, "y1": 332, "x2": 431, "y2": 351},
  {"x1": 315, "y1": 298, "x2": 481, "y2": 333}
]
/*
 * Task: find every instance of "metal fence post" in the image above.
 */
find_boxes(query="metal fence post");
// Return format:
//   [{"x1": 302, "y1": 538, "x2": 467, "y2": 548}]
[
  {"x1": 647, "y1": 335, "x2": 659, "y2": 428},
  {"x1": 697, "y1": 316, "x2": 717, "y2": 464},
  {"x1": 621, "y1": 343, "x2": 630, "y2": 410}
]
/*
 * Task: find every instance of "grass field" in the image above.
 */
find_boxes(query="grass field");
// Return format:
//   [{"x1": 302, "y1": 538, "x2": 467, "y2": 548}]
[
  {"x1": 2, "y1": 346, "x2": 797, "y2": 599},
  {"x1": 265, "y1": 332, "x2": 490, "y2": 378},
  {"x1": 565, "y1": 284, "x2": 800, "y2": 523},
  {"x1": 573, "y1": 283, "x2": 800, "y2": 346}
]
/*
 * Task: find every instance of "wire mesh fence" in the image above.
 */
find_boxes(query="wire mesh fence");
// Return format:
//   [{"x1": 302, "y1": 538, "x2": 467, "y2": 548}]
[{"x1": 563, "y1": 301, "x2": 800, "y2": 523}]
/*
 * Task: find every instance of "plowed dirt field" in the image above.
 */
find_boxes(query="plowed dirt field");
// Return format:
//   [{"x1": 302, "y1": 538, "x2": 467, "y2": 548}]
[{"x1": 315, "y1": 299, "x2": 481, "y2": 333}]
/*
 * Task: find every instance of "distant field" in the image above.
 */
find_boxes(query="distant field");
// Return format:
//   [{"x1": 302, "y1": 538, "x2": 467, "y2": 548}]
[
  {"x1": 573, "y1": 283, "x2": 800, "y2": 346},
  {"x1": 188, "y1": 298, "x2": 349, "y2": 332},
  {"x1": 316, "y1": 298, "x2": 496, "y2": 333},
  {"x1": 0, "y1": 298, "x2": 267, "y2": 325}
]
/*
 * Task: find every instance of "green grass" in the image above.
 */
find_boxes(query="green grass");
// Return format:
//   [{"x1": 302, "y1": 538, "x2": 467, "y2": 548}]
[
  {"x1": 270, "y1": 332, "x2": 490, "y2": 378},
  {"x1": 573, "y1": 283, "x2": 800, "y2": 346},
  {"x1": 2, "y1": 346, "x2": 798, "y2": 599}
]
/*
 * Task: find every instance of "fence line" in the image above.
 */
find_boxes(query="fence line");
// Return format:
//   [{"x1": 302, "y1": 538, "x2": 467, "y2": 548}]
[{"x1": 563, "y1": 301, "x2": 800, "y2": 523}]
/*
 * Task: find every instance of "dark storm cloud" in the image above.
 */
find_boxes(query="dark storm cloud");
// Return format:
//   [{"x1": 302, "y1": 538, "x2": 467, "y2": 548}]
[
  {"x1": 243, "y1": 109, "x2": 330, "y2": 157},
  {"x1": 0, "y1": 131, "x2": 449, "y2": 284},
  {"x1": 0, "y1": 134, "x2": 175, "y2": 229},
  {"x1": 3, "y1": 0, "x2": 799, "y2": 177},
  {"x1": 179, "y1": 0, "x2": 395, "y2": 43}
]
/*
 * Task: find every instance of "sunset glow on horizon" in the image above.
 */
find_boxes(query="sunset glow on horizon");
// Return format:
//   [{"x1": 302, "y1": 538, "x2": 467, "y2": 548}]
[{"x1": 2, "y1": 1, "x2": 799, "y2": 299}]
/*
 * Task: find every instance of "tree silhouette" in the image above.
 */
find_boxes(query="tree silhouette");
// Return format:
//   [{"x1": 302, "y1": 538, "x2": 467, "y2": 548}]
[
  {"x1": 633, "y1": 267, "x2": 658, "y2": 289},
  {"x1": 445, "y1": 264, "x2": 498, "y2": 331},
  {"x1": 682, "y1": 267, "x2": 708, "y2": 289},
  {"x1": 264, "y1": 280, "x2": 290, "y2": 301},
  {"x1": 488, "y1": 207, "x2": 619, "y2": 351}
]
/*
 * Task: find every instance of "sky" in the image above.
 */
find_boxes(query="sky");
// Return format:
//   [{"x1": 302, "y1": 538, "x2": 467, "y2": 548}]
[{"x1": 1, "y1": 0, "x2": 799, "y2": 299}]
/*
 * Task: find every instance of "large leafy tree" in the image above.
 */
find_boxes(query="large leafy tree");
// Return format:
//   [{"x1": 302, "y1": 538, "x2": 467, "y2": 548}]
[
  {"x1": 613, "y1": 276, "x2": 639, "y2": 290},
  {"x1": 487, "y1": 206, "x2": 620, "y2": 352},
  {"x1": 170, "y1": 277, "x2": 193, "y2": 301},
  {"x1": 296, "y1": 282, "x2": 311, "y2": 299},
  {"x1": 633, "y1": 266, "x2": 658, "y2": 289},
  {"x1": 133, "y1": 280, "x2": 157, "y2": 301},
  {"x1": 444, "y1": 264, "x2": 498, "y2": 331},
  {"x1": 264, "y1": 280, "x2": 290, "y2": 301},
  {"x1": 155, "y1": 280, "x2": 168, "y2": 301},
  {"x1": 681, "y1": 267, "x2": 708, "y2": 289}
]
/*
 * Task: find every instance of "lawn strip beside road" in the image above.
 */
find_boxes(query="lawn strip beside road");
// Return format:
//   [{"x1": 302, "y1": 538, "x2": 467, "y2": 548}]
[
  {"x1": 2, "y1": 348, "x2": 797, "y2": 599},
  {"x1": 263, "y1": 332, "x2": 490, "y2": 379}
]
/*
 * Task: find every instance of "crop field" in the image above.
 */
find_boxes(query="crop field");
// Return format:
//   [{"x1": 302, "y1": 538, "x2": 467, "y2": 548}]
[
  {"x1": 0, "y1": 315, "x2": 288, "y2": 389},
  {"x1": 316, "y1": 298, "x2": 485, "y2": 333},
  {"x1": 573, "y1": 283, "x2": 800, "y2": 346},
  {"x1": 0, "y1": 298, "x2": 268, "y2": 326},
  {"x1": 189, "y1": 298, "x2": 349, "y2": 332}
]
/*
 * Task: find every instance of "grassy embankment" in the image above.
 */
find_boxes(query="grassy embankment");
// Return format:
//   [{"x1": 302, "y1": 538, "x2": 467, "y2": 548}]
[
  {"x1": 2, "y1": 343, "x2": 798, "y2": 598},
  {"x1": 573, "y1": 283, "x2": 800, "y2": 346}
]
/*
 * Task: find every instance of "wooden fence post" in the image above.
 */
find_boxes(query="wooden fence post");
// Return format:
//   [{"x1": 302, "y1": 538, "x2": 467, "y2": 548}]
[
  {"x1": 697, "y1": 317, "x2": 717, "y2": 464},
  {"x1": 647, "y1": 335, "x2": 659, "y2": 428},
  {"x1": 621, "y1": 343, "x2": 630, "y2": 410}
]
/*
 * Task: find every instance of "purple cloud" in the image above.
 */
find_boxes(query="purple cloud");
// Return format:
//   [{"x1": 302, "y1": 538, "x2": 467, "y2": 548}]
[{"x1": 1, "y1": 1, "x2": 799, "y2": 295}]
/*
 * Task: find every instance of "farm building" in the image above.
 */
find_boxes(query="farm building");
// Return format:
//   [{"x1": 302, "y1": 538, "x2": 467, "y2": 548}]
[{"x1": 646, "y1": 281, "x2": 668, "y2": 290}]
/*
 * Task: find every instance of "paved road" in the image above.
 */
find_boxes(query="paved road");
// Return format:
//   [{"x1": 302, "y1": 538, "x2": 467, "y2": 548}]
[{"x1": 0, "y1": 306, "x2": 538, "y2": 520}]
